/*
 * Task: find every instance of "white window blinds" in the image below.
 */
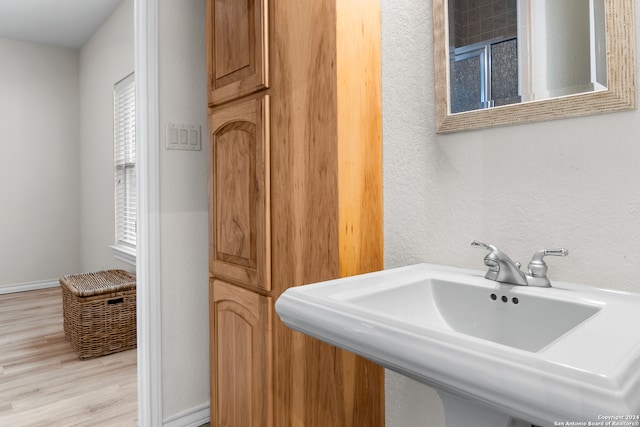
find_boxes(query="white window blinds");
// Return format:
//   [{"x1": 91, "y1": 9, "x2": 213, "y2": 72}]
[{"x1": 114, "y1": 73, "x2": 136, "y2": 249}]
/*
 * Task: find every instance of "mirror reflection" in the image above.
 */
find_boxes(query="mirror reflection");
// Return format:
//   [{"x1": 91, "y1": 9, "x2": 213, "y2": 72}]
[{"x1": 448, "y1": 0, "x2": 607, "y2": 114}]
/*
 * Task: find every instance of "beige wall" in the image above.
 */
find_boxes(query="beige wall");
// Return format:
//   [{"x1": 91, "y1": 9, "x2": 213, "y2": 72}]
[
  {"x1": 0, "y1": 38, "x2": 81, "y2": 287},
  {"x1": 382, "y1": 0, "x2": 640, "y2": 426},
  {"x1": 79, "y1": 0, "x2": 134, "y2": 273},
  {"x1": 0, "y1": 0, "x2": 134, "y2": 290},
  {"x1": 158, "y1": 0, "x2": 210, "y2": 419}
]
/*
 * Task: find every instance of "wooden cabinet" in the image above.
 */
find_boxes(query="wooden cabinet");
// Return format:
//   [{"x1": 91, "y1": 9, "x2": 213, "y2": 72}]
[
  {"x1": 208, "y1": 0, "x2": 384, "y2": 425},
  {"x1": 210, "y1": 280, "x2": 272, "y2": 427},
  {"x1": 209, "y1": 95, "x2": 270, "y2": 291},
  {"x1": 206, "y1": 0, "x2": 269, "y2": 105}
]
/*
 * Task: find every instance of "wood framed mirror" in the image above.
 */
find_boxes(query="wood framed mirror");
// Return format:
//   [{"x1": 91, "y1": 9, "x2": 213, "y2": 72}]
[{"x1": 434, "y1": 0, "x2": 636, "y2": 133}]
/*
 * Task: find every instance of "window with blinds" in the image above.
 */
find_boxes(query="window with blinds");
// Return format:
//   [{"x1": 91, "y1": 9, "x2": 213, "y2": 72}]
[{"x1": 114, "y1": 72, "x2": 136, "y2": 249}]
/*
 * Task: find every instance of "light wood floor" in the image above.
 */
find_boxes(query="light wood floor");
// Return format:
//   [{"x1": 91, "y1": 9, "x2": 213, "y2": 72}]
[{"x1": 0, "y1": 287, "x2": 137, "y2": 426}]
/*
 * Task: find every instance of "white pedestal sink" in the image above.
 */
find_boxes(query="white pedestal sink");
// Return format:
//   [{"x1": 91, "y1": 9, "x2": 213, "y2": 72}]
[
  {"x1": 275, "y1": 264, "x2": 640, "y2": 427},
  {"x1": 439, "y1": 392, "x2": 524, "y2": 427}
]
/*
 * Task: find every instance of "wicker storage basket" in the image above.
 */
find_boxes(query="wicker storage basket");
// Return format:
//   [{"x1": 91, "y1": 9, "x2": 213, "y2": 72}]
[{"x1": 60, "y1": 270, "x2": 136, "y2": 359}]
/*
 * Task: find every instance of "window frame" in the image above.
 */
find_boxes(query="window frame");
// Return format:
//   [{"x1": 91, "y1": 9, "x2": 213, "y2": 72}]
[{"x1": 111, "y1": 72, "x2": 137, "y2": 266}]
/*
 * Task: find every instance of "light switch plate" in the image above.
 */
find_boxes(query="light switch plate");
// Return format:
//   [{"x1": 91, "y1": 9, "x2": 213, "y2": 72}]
[{"x1": 165, "y1": 123, "x2": 201, "y2": 151}]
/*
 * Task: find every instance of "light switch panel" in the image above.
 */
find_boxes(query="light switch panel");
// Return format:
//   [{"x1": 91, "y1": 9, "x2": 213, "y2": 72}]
[{"x1": 165, "y1": 123, "x2": 201, "y2": 151}]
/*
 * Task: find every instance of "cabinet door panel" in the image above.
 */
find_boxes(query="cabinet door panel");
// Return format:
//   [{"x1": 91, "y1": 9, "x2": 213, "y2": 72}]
[
  {"x1": 206, "y1": 0, "x2": 269, "y2": 105},
  {"x1": 209, "y1": 95, "x2": 270, "y2": 291},
  {"x1": 216, "y1": 125, "x2": 254, "y2": 265},
  {"x1": 211, "y1": 280, "x2": 272, "y2": 427}
]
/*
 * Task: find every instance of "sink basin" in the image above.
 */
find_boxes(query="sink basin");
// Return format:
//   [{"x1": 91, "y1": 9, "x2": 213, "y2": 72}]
[
  {"x1": 275, "y1": 263, "x2": 640, "y2": 426},
  {"x1": 341, "y1": 278, "x2": 601, "y2": 352}
]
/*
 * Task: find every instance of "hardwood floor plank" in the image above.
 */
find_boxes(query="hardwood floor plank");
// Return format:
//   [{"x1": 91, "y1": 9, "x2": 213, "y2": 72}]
[{"x1": 0, "y1": 288, "x2": 137, "y2": 426}]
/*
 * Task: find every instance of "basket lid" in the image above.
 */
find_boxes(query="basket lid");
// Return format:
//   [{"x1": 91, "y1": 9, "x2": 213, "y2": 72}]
[{"x1": 60, "y1": 270, "x2": 136, "y2": 297}]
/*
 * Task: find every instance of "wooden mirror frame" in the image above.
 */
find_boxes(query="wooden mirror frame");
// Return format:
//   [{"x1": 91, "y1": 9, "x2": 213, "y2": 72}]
[{"x1": 434, "y1": 0, "x2": 637, "y2": 133}]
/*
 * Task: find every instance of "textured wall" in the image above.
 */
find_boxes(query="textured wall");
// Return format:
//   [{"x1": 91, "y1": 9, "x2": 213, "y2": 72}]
[{"x1": 381, "y1": 0, "x2": 640, "y2": 426}]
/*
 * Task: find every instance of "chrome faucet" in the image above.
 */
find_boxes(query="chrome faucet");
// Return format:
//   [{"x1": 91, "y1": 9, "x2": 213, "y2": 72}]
[
  {"x1": 471, "y1": 241, "x2": 568, "y2": 287},
  {"x1": 526, "y1": 248, "x2": 569, "y2": 287},
  {"x1": 471, "y1": 241, "x2": 528, "y2": 286}
]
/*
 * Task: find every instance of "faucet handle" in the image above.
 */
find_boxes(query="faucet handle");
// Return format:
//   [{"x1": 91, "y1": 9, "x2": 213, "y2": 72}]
[
  {"x1": 541, "y1": 248, "x2": 569, "y2": 257},
  {"x1": 471, "y1": 241, "x2": 529, "y2": 285},
  {"x1": 472, "y1": 241, "x2": 515, "y2": 261},
  {"x1": 527, "y1": 248, "x2": 568, "y2": 278},
  {"x1": 471, "y1": 240, "x2": 497, "y2": 251},
  {"x1": 471, "y1": 241, "x2": 503, "y2": 275}
]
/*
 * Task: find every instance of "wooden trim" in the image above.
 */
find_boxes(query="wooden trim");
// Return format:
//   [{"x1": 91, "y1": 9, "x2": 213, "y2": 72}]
[{"x1": 433, "y1": 0, "x2": 637, "y2": 133}]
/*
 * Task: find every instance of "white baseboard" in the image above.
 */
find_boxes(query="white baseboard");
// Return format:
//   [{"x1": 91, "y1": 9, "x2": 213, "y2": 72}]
[
  {"x1": 163, "y1": 403, "x2": 210, "y2": 427},
  {"x1": 0, "y1": 279, "x2": 59, "y2": 295}
]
